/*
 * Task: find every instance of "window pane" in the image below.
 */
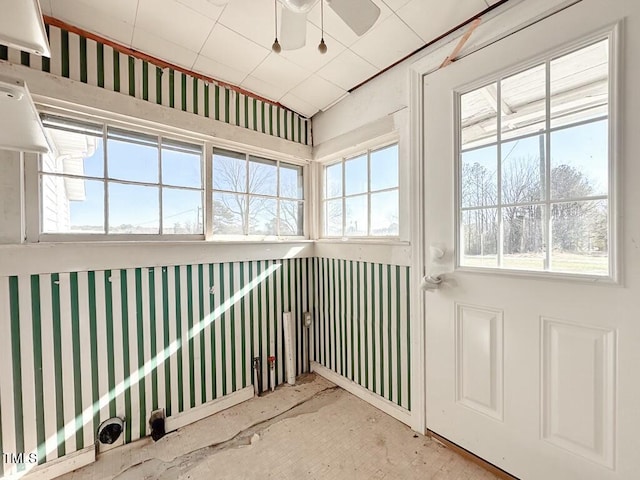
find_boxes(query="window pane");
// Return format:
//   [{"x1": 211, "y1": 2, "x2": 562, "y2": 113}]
[
  {"x1": 460, "y1": 83, "x2": 497, "y2": 149},
  {"x1": 213, "y1": 149, "x2": 246, "y2": 193},
  {"x1": 42, "y1": 175, "x2": 104, "y2": 233},
  {"x1": 370, "y1": 190, "x2": 398, "y2": 236},
  {"x1": 109, "y1": 183, "x2": 159, "y2": 234},
  {"x1": 502, "y1": 135, "x2": 545, "y2": 204},
  {"x1": 279, "y1": 200, "x2": 303, "y2": 236},
  {"x1": 460, "y1": 209, "x2": 498, "y2": 267},
  {"x1": 551, "y1": 200, "x2": 608, "y2": 275},
  {"x1": 248, "y1": 196, "x2": 277, "y2": 235},
  {"x1": 43, "y1": 129, "x2": 104, "y2": 177},
  {"x1": 249, "y1": 157, "x2": 277, "y2": 196},
  {"x1": 370, "y1": 144, "x2": 398, "y2": 192},
  {"x1": 461, "y1": 145, "x2": 497, "y2": 207},
  {"x1": 162, "y1": 188, "x2": 203, "y2": 234},
  {"x1": 551, "y1": 120, "x2": 608, "y2": 200},
  {"x1": 213, "y1": 192, "x2": 245, "y2": 235},
  {"x1": 325, "y1": 199, "x2": 342, "y2": 236},
  {"x1": 325, "y1": 163, "x2": 342, "y2": 198},
  {"x1": 162, "y1": 146, "x2": 202, "y2": 188},
  {"x1": 280, "y1": 163, "x2": 303, "y2": 199},
  {"x1": 345, "y1": 155, "x2": 367, "y2": 196},
  {"x1": 551, "y1": 39, "x2": 608, "y2": 128},
  {"x1": 108, "y1": 139, "x2": 158, "y2": 183},
  {"x1": 500, "y1": 64, "x2": 546, "y2": 141},
  {"x1": 345, "y1": 195, "x2": 368, "y2": 236},
  {"x1": 503, "y1": 205, "x2": 545, "y2": 270}
]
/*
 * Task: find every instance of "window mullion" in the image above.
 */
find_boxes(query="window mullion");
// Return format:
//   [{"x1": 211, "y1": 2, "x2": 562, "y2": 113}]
[
  {"x1": 103, "y1": 124, "x2": 109, "y2": 234},
  {"x1": 367, "y1": 149, "x2": 372, "y2": 236},
  {"x1": 276, "y1": 161, "x2": 281, "y2": 236},
  {"x1": 342, "y1": 159, "x2": 346, "y2": 237},
  {"x1": 245, "y1": 155, "x2": 250, "y2": 235},
  {"x1": 205, "y1": 143, "x2": 213, "y2": 240},
  {"x1": 496, "y1": 80, "x2": 503, "y2": 268},
  {"x1": 158, "y1": 135, "x2": 163, "y2": 235},
  {"x1": 544, "y1": 60, "x2": 552, "y2": 271}
]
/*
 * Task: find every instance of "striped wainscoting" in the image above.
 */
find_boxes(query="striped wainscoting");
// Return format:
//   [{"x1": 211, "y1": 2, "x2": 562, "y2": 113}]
[
  {"x1": 312, "y1": 258, "x2": 411, "y2": 412},
  {"x1": 0, "y1": 24, "x2": 311, "y2": 145},
  {"x1": 0, "y1": 258, "x2": 312, "y2": 477}
]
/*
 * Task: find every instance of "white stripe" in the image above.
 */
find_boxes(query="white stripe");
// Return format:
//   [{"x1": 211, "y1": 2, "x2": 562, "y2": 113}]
[
  {"x1": 86, "y1": 39, "x2": 98, "y2": 86},
  {"x1": 203, "y1": 265, "x2": 213, "y2": 402},
  {"x1": 167, "y1": 266, "x2": 179, "y2": 415},
  {"x1": 110, "y1": 271, "x2": 125, "y2": 421},
  {"x1": 77, "y1": 272, "x2": 93, "y2": 445},
  {"x1": 242, "y1": 262, "x2": 252, "y2": 385},
  {"x1": 228, "y1": 90, "x2": 237, "y2": 126},
  {"x1": 119, "y1": 52, "x2": 129, "y2": 95},
  {"x1": 103, "y1": 45, "x2": 114, "y2": 92},
  {"x1": 148, "y1": 63, "x2": 157, "y2": 105},
  {"x1": 58, "y1": 273, "x2": 76, "y2": 454},
  {"x1": 174, "y1": 72, "x2": 182, "y2": 111},
  {"x1": 399, "y1": 267, "x2": 409, "y2": 410},
  {"x1": 126, "y1": 269, "x2": 140, "y2": 441},
  {"x1": 186, "y1": 76, "x2": 195, "y2": 114},
  {"x1": 49, "y1": 26, "x2": 62, "y2": 76},
  {"x1": 7, "y1": 46, "x2": 21, "y2": 64},
  {"x1": 390, "y1": 267, "x2": 399, "y2": 406},
  {"x1": 233, "y1": 263, "x2": 243, "y2": 390},
  {"x1": 361, "y1": 262, "x2": 369, "y2": 390},
  {"x1": 223, "y1": 264, "x2": 232, "y2": 394},
  {"x1": 161, "y1": 69, "x2": 171, "y2": 108},
  {"x1": 382, "y1": 265, "x2": 390, "y2": 401},
  {"x1": 18, "y1": 276, "x2": 38, "y2": 458},
  {"x1": 213, "y1": 264, "x2": 223, "y2": 397},
  {"x1": 192, "y1": 265, "x2": 202, "y2": 406},
  {"x1": 141, "y1": 268, "x2": 152, "y2": 436},
  {"x1": 0, "y1": 277, "x2": 17, "y2": 475},
  {"x1": 154, "y1": 267, "x2": 166, "y2": 414},
  {"x1": 274, "y1": 262, "x2": 283, "y2": 384},
  {"x1": 259, "y1": 261, "x2": 268, "y2": 390},
  {"x1": 94, "y1": 273, "x2": 109, "y2": 427},
  {"x1": 302, "y1": 259, "x2": 308, "y2": 371},
  {"x1": 250, "y1": 262, "x2": 260, "y2": 389},
  {"x1": 68, "y1": 32, "x2": 81, "y2": 81},
  {"x1": 197, "y1": 80, "x2": 206, "y2": 118},
  {"x1": 40, "y1": 274, "x2": 59, "y2": 462},
  {"x1": 134, "y1": 57, "x2": 144, "y2": 101},
  {"x1": 179, "y1": 266, "x2": 190, "y2": 410}
]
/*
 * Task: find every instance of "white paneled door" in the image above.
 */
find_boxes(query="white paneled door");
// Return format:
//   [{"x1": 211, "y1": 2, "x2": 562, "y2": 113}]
[{"x1": 422, "y1": 1, "x2": 640, "y2": 479}]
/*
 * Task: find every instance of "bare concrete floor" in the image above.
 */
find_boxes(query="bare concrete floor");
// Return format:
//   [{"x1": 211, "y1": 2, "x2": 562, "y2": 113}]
[{"x1": 61, "y1": 374, "x2": 499, "y2": 480}]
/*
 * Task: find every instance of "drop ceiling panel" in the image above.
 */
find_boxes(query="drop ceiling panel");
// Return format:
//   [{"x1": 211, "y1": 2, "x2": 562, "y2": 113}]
[
  {"x1": 289, "y1": 75, "x2": 346, "y2": 111},
  {"x1": 397, "y1": 0, "x2": 487, "y2": 43},
  {"x1": 350, "y1": 14, "x2": 423, "y2": 69},
  {"x1": 240, "y1": 75, "x2": 290, "y2": 102},
  {"x1": 317, "y1": 49, "x2": 378, "y2": 91},
  {"x1": 174, "y1": 0, "x2": 226, "y2": 21},
  {"x1": 217, "y1": 0, "x2": 279, "y2": 50},
  {"x1": 279, "y1": 92, "x2": 319, "y2": 118},
  {"x1": 132, "y1": 27, "x2": 198, "y2": 69},
  {"x1": 200, "y1": 24, "x2": 270, "y2": 75},
  {"x1": 250, "y1": 53, "x2": 312, "y2": 92},
  {"x1": 279, "y1": 26, "x2": 344, "y2": 73},
  {"x1": 193, "y1": 55, "x2": 248, "y2": 85}
]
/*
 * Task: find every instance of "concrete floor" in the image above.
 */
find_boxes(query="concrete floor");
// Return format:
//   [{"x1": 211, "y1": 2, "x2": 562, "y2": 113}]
[{"x1": 61, "y1": 374, "x2": 499, "y2": 480}]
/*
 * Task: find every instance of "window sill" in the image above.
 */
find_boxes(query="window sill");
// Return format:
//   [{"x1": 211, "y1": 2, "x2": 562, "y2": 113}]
[
  {"x1": 455, "y1": 265, "x2": 620, "y2": 286},
  {"x1": 316, "y1": 238, "x2": 410, "y2": 247}
]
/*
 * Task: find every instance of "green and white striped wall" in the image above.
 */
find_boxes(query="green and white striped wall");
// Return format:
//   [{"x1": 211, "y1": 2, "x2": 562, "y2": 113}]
[
  {"x1": 0, "y1": 24, "x2": 311, "y2": 145},
  {"x1": 0, "y1": 258, "x2": 312, "y2": 477},
  {"x1": 312, "y1": 258, "x2": 411, "y2": 411}
]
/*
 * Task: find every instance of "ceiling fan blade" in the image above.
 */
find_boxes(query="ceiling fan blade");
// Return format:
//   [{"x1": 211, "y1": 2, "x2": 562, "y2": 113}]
[
  {"x1": 280, "y1": 9, "x2": 307, "y2": 50},
  {"x1": 326, "y1": 0, "x2": 380, "y2": 36}
]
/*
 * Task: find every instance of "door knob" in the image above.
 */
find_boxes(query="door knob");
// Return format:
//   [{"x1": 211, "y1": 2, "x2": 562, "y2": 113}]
[{"x1": 421, "y1": 274, "x2": 443, "y2": 291}]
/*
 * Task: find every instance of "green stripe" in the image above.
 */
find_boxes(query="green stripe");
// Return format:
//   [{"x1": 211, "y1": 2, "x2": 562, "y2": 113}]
[
  {"x1": 342, "y1": 260, "x2": 347, "y2": 376},
  {"x1": 261, "y1": 102, "x2": 266, "y2": 134},
  {"x1": 333, "y1": 259, "x2": 339, "y2": 373},
  {"x1": 20, "y1": 51, "x2": 30, "y2": 67},
  {"x1": 235, "y1": 92, "x2": 240, "y2": 126},
  {"x1": 225, "y1": 88, "x2": 230, "y2": 123},
  {"x1": 248, "y1": 262, "x2": 255, "y2": 386},
  {"x1": 305, "y1": 120, "x2": 308, "y2": 145},
  {"x1": 264, "y1": 261, "x2": 271, "y2": 388},
  {"x1": 162, "y1": 267, "x2": 172, "y2": 415},
  {"x1": 148, "y1": 269, "x2": 158, "y2": 410},
  {"x1": 174, "y1": 266, "x2": 184, "y2": 412},
  {"x1": 113, "y1": 50, "x2": 120, "y2": 92},
  {"x1": 290, "y1": 112, "x2": 294, "y2": 142},
  {"x1": 42, "y1": 25, "x2": 51, "y2": 72},
  {"x1": 120, "y1": 270, "x2": 132, "y2": 443},
  {"x1": 396, "y1": 266, "x2": 402, "y2": 407},
  {"x1": 198, "y1": 265, "x2": 206, "y2": 403},
  {"x1": 142, "y1": 61, "x2": 149, "y2": 101},
  {"x1": 128, "y1": 56, "x2": 135, "y2": 97},
  {"x1": 169, "y1": 70, "x2": 175, "y2": 108},
  {"x1": 215, "y1": 85, "x2": 220, "y2": 121},
  {"x1": 298, "y1": 117, "x2": 302, "y2": 145},
  {"x1": 0, "y1": 45, "x2": 8, "y2": 61},
  {"x1": 209, "y1": 263, "x2": 217, "y2": 399},
  {"x1": 193, "y1": 78, "x2": 198, "y2": 114},
  {"x1": 30, "y1": 276, "x2": 46, "y2": 464},
  {"x1": 187, "y1": 265, "x2": 196, "y2": 408},
  {"x1": 219, "y1": 264, "x2": 227, "y2": 395},
  {"x1": 135, "y1": 269, "x2": 146, "y2": 438},
  {"x1": 69, "y1": 273, "x2": 84, "y2": 448},
  {"x1": 324, "y1": 259, "x2": 329, "y2": 366},
  {"x1": 204, "y1": 84, "x2": 210, "y2": 118},
  {"x1": 230, "y1": 264, "x2": 237, "y2": 391},
  {"x1": 96, "y1": 43, "x2": 104, "y2": 87},
  {"x1": 371, "y1": 263, "x2": 376, "y2": 393},
  {"x1": 156, "y1": 67, "x2": 162, "y2": 105},
  {"x1": 244, "y1": 95, "x2": 249, "y2": 128},
  {"x1": 87, "y1": 272, "x2": 100, "y2": 442},
  {"x1": 269, "y1": 105, "x2": 274, "y2": 136},
  {"x1": 256, "y1": 262, "x2": 263, "y2": 391},
  {"x1": 362, "y1": 263, "x2": 368, "y2": 389},
  {"x1": 378, "y1": 263, "x2": 384, "y2": 398},
  {"x1": 277, "y1": 109, "x2": 282, "y2": 138},
  {"x1": 61, "y1": 29, "x2": 69, "y2": 78},
  {"x1": 240, "y1": 263, "x2": 247, "y2": 388},
  {"x1": 9, "y1": 277, "x2": 25, "y2": 467},
  {"x1": 181, "y1": 73, "x2": 187, "y2": 111},
  {"x1": 406, "y1": 267, "x2": 411, "y2": 411},
  {"x1": 283, "y1": 110, "x2": 288, "y2": 140},
  {"x1": 387, "y1": 265, "x2": 393, "y2": 402},
  {"x1": 104, "y1": 271, "x2": 116, "y2": 418},
  {"x1": 79, "y1": 37, "x2": 87, "y2": 83},
  {"x1": 273, "y1": 260, "x2": 281, "y2": 384},
  {"x1": 51, "y1": 274, "x2": 66, "y2": 456},
  {"x1": 253, "y1": 99, "x2": 258, "y2": 131}
]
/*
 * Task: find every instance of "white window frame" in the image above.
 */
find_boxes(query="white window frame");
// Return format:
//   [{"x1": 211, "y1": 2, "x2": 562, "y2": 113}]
[
  {"x1": 321, "y1": 139, "x2": 400, "y2": 240},
  {"x1": 454, "y1": 27, "x2": 620, "y2": 282}
]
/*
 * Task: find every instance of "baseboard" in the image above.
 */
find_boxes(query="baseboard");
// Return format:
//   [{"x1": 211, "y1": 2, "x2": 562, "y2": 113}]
[
  {"x1": 310, "y1": 362, "x2": 412, "y2": 426},
  {"x1": 428, "y1": 431, "x2": 520, "y2": 480},
  {"x1": 165, "y1": 385, "x2": 254, "y2": 432},
  {"x1": 21, "y1": 445, "x2": 95, "y2": 480}
]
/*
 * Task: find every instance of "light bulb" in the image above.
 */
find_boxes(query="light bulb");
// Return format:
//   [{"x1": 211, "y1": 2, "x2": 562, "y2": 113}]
[
  {"x1": 318, "y1": 38, "x2": 327, "y2": 54},
  {"x1": 272, "y1": 38, "x2": 282, "y2": 53}
]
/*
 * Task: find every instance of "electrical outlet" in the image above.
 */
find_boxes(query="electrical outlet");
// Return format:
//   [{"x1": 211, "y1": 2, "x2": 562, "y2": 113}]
[
  {"x1": 209, "y1": 285, "x2": 216, "y2": 295},
  {"x1": 303, "y1": 312, "x2": 312, "y2": 327}
]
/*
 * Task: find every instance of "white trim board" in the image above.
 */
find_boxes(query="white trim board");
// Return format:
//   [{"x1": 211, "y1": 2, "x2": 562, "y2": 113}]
[
  {"x1": 21, "y1": 445, "x2": 95, "y2": 480},
  {"x1": 311, "y1": 362, "x2": 412, "y2": 428}
]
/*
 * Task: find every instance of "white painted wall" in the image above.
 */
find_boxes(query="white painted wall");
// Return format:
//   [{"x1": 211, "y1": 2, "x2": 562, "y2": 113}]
[{"x1": 0, "y1": 149, "x2": 24, "y2": 244}]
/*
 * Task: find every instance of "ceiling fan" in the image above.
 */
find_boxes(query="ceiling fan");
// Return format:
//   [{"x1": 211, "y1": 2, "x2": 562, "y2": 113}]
[{"x1": 277, "y1": 0, "x2": 381, "y2": 51}]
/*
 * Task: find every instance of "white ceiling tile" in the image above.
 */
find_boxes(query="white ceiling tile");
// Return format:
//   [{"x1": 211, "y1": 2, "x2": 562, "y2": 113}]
[
  {"x1": 40, "y1": 0, "x2": 53, "y2": 16},
  {"x1": 350, "y1": 14, "x2": 423, "y2": 69},
  {"x1": 279, "y1": 24, "x2": 345, "y2": 73},
  {"x1": 218, "y1": 0, "x2": 278, "y2": 51},
  {"x1": 316, "y1": 49, "x2": 377, "y2": 91},
  {"x1": 240, "y1": 75, "x2": 289, "y2": 102},
  {"x1": 50, "y1": 0, "x2": 135, "y2": 45},
  {"x1": 131, "y1": 27, "x2": 198, "y2": 70},
  {"x1": 397, "y1": 0, "x2": 487, "y2": 43},
  {"x1": 192, "y1": 55, "x2": 247, "y2": 85},
  {"x1": 307, "y1": 0, "x2": 393, "y2": 48},
  {"x1": 174, "y1": 0, "x2": 225, "y2": 20},
  {"x1": 200, "y1": 24, "x2": 270, "y2": 75},
  {"x1": 279, "y1": 92, "x2": 319, "y2": 118},
  {"x1": 288, "y1": 75, "x2": 346, "y2": 111},
  {"x1": 380, "y1": 0, "x2": 412, "y2": 10},
  {"x1": 135, "y1": 0, "x2": 214, "y2": 53},
  {"x1": 250, "y1": 53, "x2": 312, "y2": 92}
]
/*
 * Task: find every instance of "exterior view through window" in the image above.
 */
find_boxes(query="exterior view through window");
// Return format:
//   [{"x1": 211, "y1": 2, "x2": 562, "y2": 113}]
[
  {"x1": 323, "y1": 143, "x2": 399, "y2": 237},
  {"x1": 458, "y1": 38, "x2": 610, "y2": 275},
  {"x1": 212, "y1": 148, "x2": 304, "y2": 236},
  {"x1": 40, "y1": 115, "x2": 203, "y2": 235}
]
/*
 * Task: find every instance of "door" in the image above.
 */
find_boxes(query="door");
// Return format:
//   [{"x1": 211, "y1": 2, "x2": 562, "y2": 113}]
[{"x1": 423, "y1": 1, "x2": 640, "y2": 479}]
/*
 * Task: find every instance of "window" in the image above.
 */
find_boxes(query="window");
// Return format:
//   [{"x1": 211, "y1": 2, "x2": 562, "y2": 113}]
[
  {"x1": 458, "y1": 38, "x2": 611, "y2": 276},
  {"x1": 40, "y1": 115, "x2": 203, "y2": 236},
  {"x1": 323, "y1": 143, "x2": 399, "y2": 238},
  {"x1": 212, "y1": 149, "x2": 304, "y2": 237}
]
